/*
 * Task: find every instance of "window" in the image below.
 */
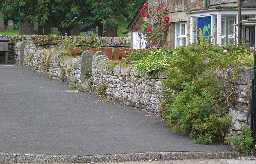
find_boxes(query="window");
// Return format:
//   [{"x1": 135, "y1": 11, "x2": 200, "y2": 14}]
[
  {"x1": 221, "y1": 16, "x2": 236, "y2": 45},
  {"x1": 175, "y1": 22, "x2": 187, "y2": 47}
]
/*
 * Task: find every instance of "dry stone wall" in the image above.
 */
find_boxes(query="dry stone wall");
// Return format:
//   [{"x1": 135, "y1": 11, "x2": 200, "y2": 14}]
[
  {"x1": 228, "y1": 69, "x2": 252, "y2": 134},
  {"x1": 92, "y1": 53, "x2": 164, "y2": 113},
  {"x1": 15, "y1": 39, "x2": 253, "y2": 133},
  {"x1": 15, "y1": 40, "x2": 164, "y2": 113}
]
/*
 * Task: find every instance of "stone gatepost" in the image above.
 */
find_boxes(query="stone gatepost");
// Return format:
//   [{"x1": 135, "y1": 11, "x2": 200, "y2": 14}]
[
  {"x1": 15, "y1": 42, "x2": 25, "y2": 66},
  {"x1": 228, "y1": 68, "x2": 253, "y2": 135},
  {"x1": 80, "y1": 51, "x2": 93, "y2": 91}
]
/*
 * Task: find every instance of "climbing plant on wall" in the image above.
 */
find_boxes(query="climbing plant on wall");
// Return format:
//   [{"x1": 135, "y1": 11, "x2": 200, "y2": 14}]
[{"x1": 139, "y1": 0, "x2": 171, "y2": 48}]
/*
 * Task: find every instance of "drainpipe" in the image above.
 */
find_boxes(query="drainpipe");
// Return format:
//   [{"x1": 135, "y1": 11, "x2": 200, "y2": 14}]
[{"x1": 204, "y1": 0, "x2": 209, "y2": 8}]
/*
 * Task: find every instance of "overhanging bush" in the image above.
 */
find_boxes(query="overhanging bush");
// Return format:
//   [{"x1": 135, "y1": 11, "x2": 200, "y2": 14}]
[{"x1": 127, "y1": 44, "x2": 253, "y2": 144}]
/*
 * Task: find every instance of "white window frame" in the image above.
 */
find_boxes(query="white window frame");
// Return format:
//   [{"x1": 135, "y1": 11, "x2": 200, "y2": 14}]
[
  {"x1": 221, "y1": 16, "x2": 236, "y2": 45},
  {"x1": 175, "y1": 22, "x2": 188, "y2": 48}
]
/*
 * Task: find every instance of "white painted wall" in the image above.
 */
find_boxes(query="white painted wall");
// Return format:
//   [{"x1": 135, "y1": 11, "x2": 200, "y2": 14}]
[{"x1": 131, "y1": 32, "x2": 147, "y2": 49}]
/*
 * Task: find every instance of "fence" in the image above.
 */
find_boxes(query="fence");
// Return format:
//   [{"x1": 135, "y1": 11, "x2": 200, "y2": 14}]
[{"x1": 88, "y1": 48, "x2": 132, "y2": 61}]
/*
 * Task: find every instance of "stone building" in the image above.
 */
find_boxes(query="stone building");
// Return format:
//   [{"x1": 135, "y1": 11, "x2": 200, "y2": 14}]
[
  {"x1": 190, "y1": 0, "x2": 256, "y2": 48},
  {"x1": 129, "y1": 0, "x2": 256, "y2": 49}
]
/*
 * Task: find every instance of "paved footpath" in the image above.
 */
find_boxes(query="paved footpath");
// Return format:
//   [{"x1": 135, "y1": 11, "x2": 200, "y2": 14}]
[{"x1": 0, "y1": 65, "x2": 231, "y2": 155}]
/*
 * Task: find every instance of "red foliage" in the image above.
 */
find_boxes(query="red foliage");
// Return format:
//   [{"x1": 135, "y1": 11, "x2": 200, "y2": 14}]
[
  {"x1": 143, "y1": 2, "x2": 149, "y2": 8},
  {"x1": 146, "y1": 24, "x2": 153, "y2": 33},
  {"x1": 163, "y1": 16, "x2": 170, "y2": 24},
  {"x1": 139, "y1": 1, "x2": 171, "y2": 47},
  {"x1": 139, "y1": 2, "x2": 149, "y2": 17}
]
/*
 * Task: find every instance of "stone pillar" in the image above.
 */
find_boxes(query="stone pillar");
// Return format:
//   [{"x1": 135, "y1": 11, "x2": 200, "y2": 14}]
[
  {"x1": 216, "y1": 13, "x2": 222, "y2": 45},
  {"x1": 80, "y1": 51, "x2": 93, "y2": 91},
  {"x1": 15, "y1": 42, "x2": 25, "y2": 66}
]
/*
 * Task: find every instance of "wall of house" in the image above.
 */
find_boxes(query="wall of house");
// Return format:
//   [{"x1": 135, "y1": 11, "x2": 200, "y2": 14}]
[
  {"x1": 190, "y1": 0, "x2": 205, "y2": 11},
  {"x1": 209, "y1": 0, "x2": 237, "y2": 7},
  {"x1": 243, "y1": 0, "x2": 256, "y2": 7},
  {"x1": 209, "y1": 0, "x2": 256, "y2": 8},
  {"x1": 166, "y1": 23, "x2": 175, "y2": 48},
  {"x1": 131, "y1": 32, "x2": 147, "y2": 49}
]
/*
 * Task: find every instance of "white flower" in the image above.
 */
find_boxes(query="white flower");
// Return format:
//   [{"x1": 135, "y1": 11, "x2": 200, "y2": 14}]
[{"x1": 203, "y1": 57, "x2": 209, "y2": 65}]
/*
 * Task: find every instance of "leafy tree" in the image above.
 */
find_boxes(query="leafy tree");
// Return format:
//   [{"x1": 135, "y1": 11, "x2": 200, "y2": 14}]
[
  {"x1": 0, "y1": 0, "x2": 144, "y2": 35},
  {"x1": 87, "y1": 0, "x2": 144, "y2": 36}
]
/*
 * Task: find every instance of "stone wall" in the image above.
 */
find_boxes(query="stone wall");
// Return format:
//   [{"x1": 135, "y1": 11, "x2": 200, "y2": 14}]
[
  {"x1": 91, "y1": 53, "x2": 164, "y2": 113},
  {"x1": 15, "y1": 40, "x2": 253, "y2": 132},
  {"x1": 15, "y1": 40, "x2": 163, "y2": 113},
  {"x1": 228, "y1": 69, "x2": 252, "y2": 134}
]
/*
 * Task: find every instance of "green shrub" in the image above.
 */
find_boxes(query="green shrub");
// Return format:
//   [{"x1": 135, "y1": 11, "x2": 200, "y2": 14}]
[
  {"x1": 227, "y1": 127, "x2": 254, "y2": 156},
  {"x1": 0, "y1": 29, "x2": 18, "y2": 36},
  {"x1": 191, "y1": 114, "x2": 231, "y2": 144},
  {"x1": 96, "y1": 84, "x2": 107, "y2": 97},
  {"x1": 78, "y1": 33, "x2": 102, "y2": 48},
  {"x1": 167, "y1": 82, "x2": 216, "y2": 134},
  {"x1": 128, "y1": 49, "x2": 173, "y2": 74},
  {"x1": 127, "y1": 44, "x2": 253, "y2": 144},
  {"x1": 166, "y1": 81, "x2": 232, "y2": 144},
  {"x1": 68, "y1": 82, "x2": 77, "y2": 90}
]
